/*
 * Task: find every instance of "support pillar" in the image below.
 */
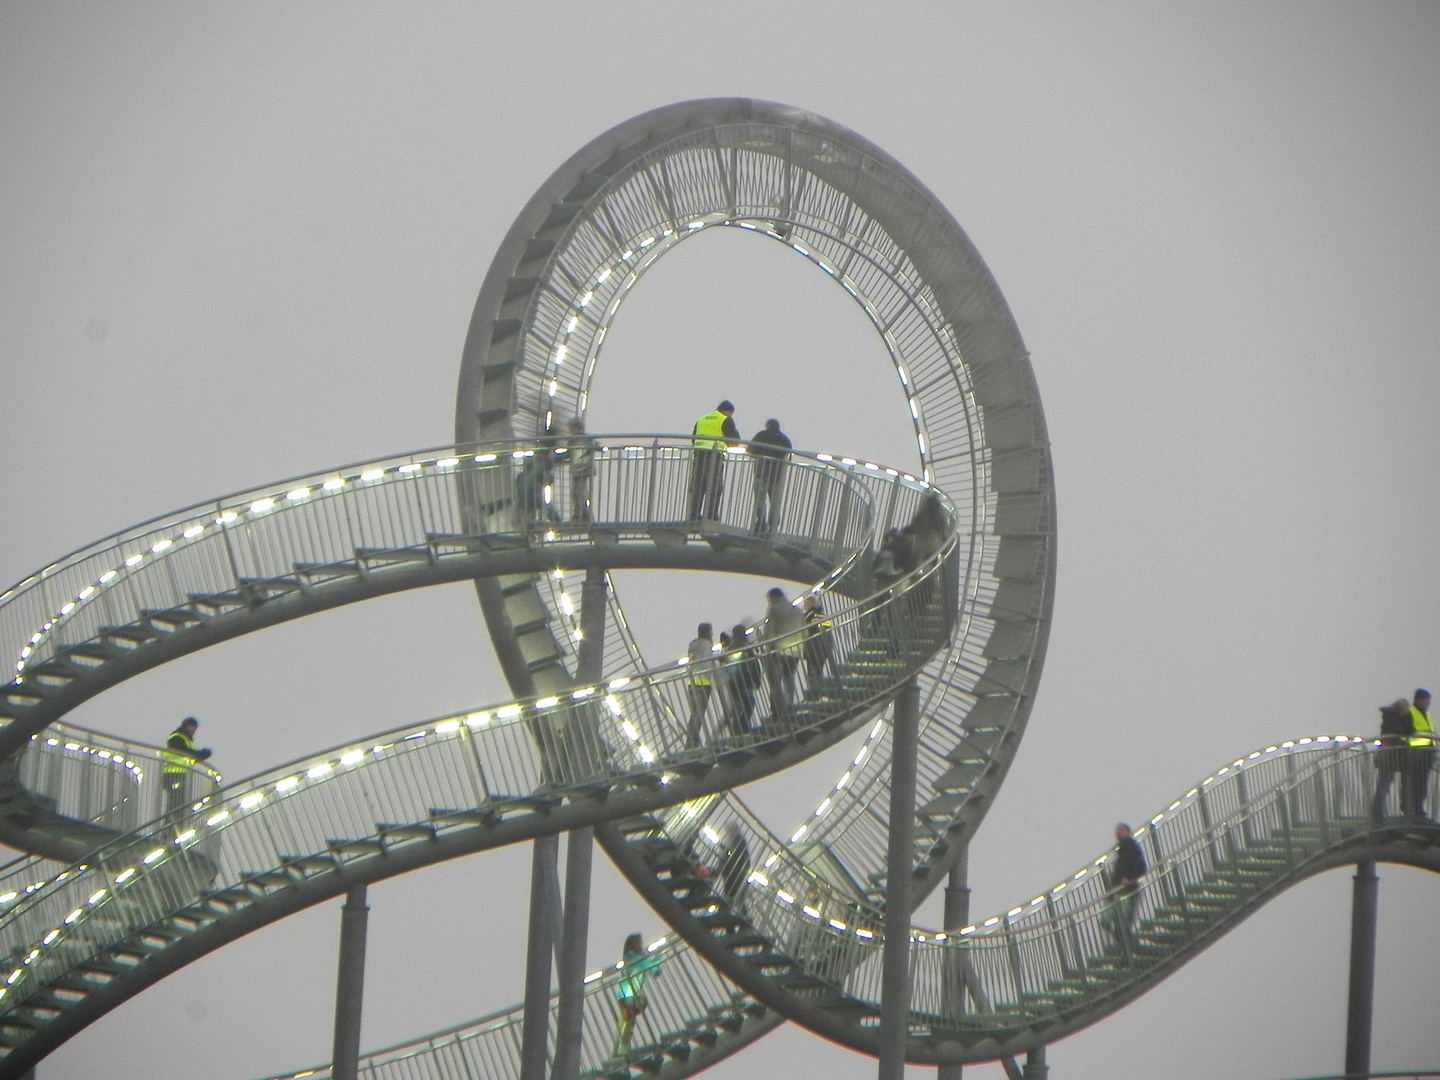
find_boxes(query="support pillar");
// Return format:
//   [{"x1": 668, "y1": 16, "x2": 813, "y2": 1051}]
[
  {"x1": 521, "y1": 833, "x2": 561, "y2": 1080},
  {"x1": 553, "y1": 567, "x2": 607, "y2": 1080},
  {"x1": 937, "y1": 850, "x2": 971, "y2": 1080},
  {"x1": 1344, "y1": 859, "x2": 1379, "y2": 1080},
  {"x1": 1023, "y1": 1045, "x2": 1048, "y2": 1079},
  {"x1": 878, "y1": 680, "x2": 920, "y2": 1080},
  {"x1": 332, "y1": 884, "x2": 369, "y2": 1080}
]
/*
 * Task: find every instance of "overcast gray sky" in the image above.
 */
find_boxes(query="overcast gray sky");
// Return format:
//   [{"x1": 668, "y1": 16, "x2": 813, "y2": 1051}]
[{"x1": 1, "y1": 3, "x2": 1437, "y2": 1078}]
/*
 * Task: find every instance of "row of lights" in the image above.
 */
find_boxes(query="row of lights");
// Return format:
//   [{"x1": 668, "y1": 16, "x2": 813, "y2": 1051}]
[
  {"x1": 9, "y1": 454, "x2": 481, "y2": 681},
  {"x1": 0, "y1": 666, "x2": 700, "y2": 987},
  {"x1": 931, "y1": 734, "x2": 1371, "y2": 943}
]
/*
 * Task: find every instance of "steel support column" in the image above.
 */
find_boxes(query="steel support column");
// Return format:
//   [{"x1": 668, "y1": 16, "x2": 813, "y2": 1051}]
[
  {"x1": 553, "y1": 568, "x2": 607, "y2": 1080},
  {"x1": 332, "y1": 884, "x2": 369, "y2": 1080},
  {"x1": 1023, "y1": 1044, "x2": 1048, "y2": 1079},
  {"x1": 521, "y1": 833, "x2": 561, "y2": 1080},
  {"x1": 938, "y1": 849, "x2": 971, "y2": 1080},
  {"x1": 1344, "y1": 859, "x2": 1379, "y2": 1079},
  {"x1": 878, "y1": 680, "x2": 920, "y2": 1080}
]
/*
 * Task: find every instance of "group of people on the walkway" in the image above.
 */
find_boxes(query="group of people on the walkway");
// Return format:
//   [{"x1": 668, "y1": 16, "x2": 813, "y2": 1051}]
[
  {"x1": 1372, "y1": 687, "x2": 1436, "y2": 822},
  {"x1": 687, "y1": 401, "x2": 793, "y2": 534},
  {"x1": 682, "y1": 588, "x2": 833, "y2": 748},
  {"x1": 513, "y1": 402, "x2": 796, "y2": 535}
]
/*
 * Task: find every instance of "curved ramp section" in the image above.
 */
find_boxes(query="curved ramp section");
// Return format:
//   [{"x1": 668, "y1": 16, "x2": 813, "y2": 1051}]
[
  {"x1": 257, "y1": 938, "x2": 780, "y2": 1080},
  {"x1": 0, "y1": 720, "x2": 221, "y2": 866},
  {"x1": 0, "y1": 438, "x2": 875, "y2": 858},
  {"x1": 608, "y1": 737, "x2": 1439, "y2": 1065},
  {"x1": 0, "y1": 445, "x2": 959, "y2": 1073},
  {"x1": 256, "y1": 739, "x2": 1438, "y2": 1080}
]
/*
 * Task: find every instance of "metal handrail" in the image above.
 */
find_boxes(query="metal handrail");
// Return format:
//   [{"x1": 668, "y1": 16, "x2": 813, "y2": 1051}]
[
  {"x1": 253, "y1": 935, "x2": 759, "y2": 1080},
  {"x1": 16, "y1": 720, "x2": 222, "y2": 837},
  {"x1": 0, "y1": 435, "x2": 906, "y2": 691},
  {"x1": 0, "y1": 452, "x2": 964, "y2": 1021}
]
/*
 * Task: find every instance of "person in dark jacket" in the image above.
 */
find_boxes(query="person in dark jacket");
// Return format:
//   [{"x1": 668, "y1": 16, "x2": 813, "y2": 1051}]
[
  {"x1": 801, "y1": 594, "x2": 834, "y2": 681},
  {"x1": 688, "y1": 401, "x2": 740, "y2": 522},
  {"x1": 1103, "y1": 822, "x2": 1146, "y2": 955},
  {"x1": 1372, "y1": 697, "x2": 1414, "y2": 821},
  {"x1": 748, "y1": 418, "x2": 792, "y2": 535},
  {"x1": 723, "y1": 624, "x2": 761, "y2": 736}
]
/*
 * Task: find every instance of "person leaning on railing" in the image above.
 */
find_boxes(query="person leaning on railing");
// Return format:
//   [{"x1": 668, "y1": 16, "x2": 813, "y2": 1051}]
[
  {"x1": 748, "y1": 418, "x2": 792, "y2": 536},
  {"x1": 688, "y1": 400, "x2": 739, "y2": 522},
  {"x1": 160, "y1": 716, "x2": 212, "y2": 813},
  {"x1": 1372, "y1": 698, "x2": 1414, "y2": 822},
  {"x1": 1403, "y1": 688, "x2": 1436, "y2": 822}
]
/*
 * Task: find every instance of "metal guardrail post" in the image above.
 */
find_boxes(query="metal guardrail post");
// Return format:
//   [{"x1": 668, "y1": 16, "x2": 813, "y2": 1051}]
[
  {"x1": 877, "y1": 680, "x2": 919, "y2": 1080},
  {"x1": 332, "y1": 884, "x2": 369, "y2": 1080},
  {"x1": 1344, "y1": 859, "x2": 1379, "y2": 1080}
]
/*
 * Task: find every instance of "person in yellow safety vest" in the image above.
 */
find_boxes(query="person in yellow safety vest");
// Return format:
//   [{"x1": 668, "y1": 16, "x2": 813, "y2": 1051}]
[
  {"x1": 161, "y1": 716, "x2": 213, "y2": 813},
  {"x1": 683, "y1": 623, "x2": 716, "y2": 748},
  {"x1": 1402, "y1": 688, "x2": 1435, "y2": 822},
  {"x1": 688, "y1": 400, "x2": 739, "y2": 522}
]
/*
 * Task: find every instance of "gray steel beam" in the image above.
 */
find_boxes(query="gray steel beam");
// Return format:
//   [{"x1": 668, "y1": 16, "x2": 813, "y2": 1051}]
[
  {"x1": 521, "y1": 834, "x2": 560, "y2": 1080},
  {"x1": 553, "y1": 567, "x2": 606, "y2": 1080},
  {"x1": 1022, "y1": 1045, "x2": 1047, "y2": 1079},
  {"x1": 878, "y1": 681, "x2": 920, "y2": 1080},
  {"x1": 1344, "y1": 859, "x2": 1379, "y2": 1079},
  {"x1": 331, "y1": 885, "x2": 369, "y2": 1080},
  {"x1": 938, "y1": 850, "x2": 970, "y2": 1080}
]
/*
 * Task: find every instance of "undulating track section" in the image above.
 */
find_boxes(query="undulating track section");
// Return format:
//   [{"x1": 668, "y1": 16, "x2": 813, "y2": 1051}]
[
  {"x1": 0, "y1": 436, "x2": 954, "y2": 1074},
  {"x1": 254, "y1": 739, "x2": 1440, "y2": 1079}
]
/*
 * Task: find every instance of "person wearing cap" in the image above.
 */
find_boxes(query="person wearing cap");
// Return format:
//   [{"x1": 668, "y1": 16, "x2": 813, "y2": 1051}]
[
  {"x1": 688, "y1": 401, "x2": 739, "y2": 522},
  {"x1": 160, "y1": 717, "x2": 213, "y2": 813},
  {"x1": 748, "y1": 418, "x2": 792, "y2": 536},
  {"x1": 1402, "y1": 688, "x2": 1435, "y2": 821}
]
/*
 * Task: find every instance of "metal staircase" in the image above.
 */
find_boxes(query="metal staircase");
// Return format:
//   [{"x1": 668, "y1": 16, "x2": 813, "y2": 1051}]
[{"x1": 0, "y1": 438, "x2": 959, "y2": 1075}]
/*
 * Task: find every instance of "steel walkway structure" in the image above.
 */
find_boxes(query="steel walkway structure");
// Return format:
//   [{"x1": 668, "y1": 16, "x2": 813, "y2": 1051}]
[{"x1": 0, "y1": 99, "x2": 1430, "y2": 1079}]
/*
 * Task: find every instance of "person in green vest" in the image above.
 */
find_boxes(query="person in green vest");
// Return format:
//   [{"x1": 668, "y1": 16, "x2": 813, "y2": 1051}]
[
  {"x1": 1402, "y1": 688, "x2": 1435, "y2": 821},
  {"x1": 688, "y1": 400, "x2": 739, "y2": 522},
  {"x1": 160, "y1": 716, "x2": 212, "y2": 813},
  {"x1": 611, "y1": 932, "x2": 663, "y2": 1058}
]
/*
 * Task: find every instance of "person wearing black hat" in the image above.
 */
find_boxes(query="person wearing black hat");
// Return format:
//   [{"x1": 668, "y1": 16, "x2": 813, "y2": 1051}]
[
  {"x1": 160, "y1": 716, "x2": 213, "y2": 813},
  {"x1": 688, "y1": 400, "x2": 739, "y2": 522},
  {"x1": 1402, "y1": 688, "x2": 1435, "y2": 821},
  {"x1": 748, "y1": 418, "x2": 792, "y2": 536}
]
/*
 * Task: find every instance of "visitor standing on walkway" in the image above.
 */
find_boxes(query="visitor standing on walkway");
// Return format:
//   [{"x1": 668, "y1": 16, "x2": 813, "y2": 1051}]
[
  {"x1": 563, "y1": 417, "x2": 597, "y2": 522},
  {"x1": 1403, "y1": 688, "x2": 1436, "y2": 821},
  {"x1": 684, "y1": 623, "x2": 717, "y2": 747},
  {"x1": 1372, "y1": 698, "x2": 1413, "y2": 821},
  {"x1": 761, "y1": 588, "x2": 805, "y2": 725},
  {"x1": 724, "y1": 623, "x2": 760, "y2": 736},
  {"x1": 748, "y1": 418, "x2": 792, "y2": 536},
  {"x1": 688, "y1": 401, "x2": 739, "y2": 521},
  {"x1": 802, "y1": 593, "x2": 833, "y2": 682},
  {"x1": 611, "y1": 933, "x2": 662, "y2": 1059},
  {"x1": 160, "y1": 716, "x2": 212, "y2": 813}
]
